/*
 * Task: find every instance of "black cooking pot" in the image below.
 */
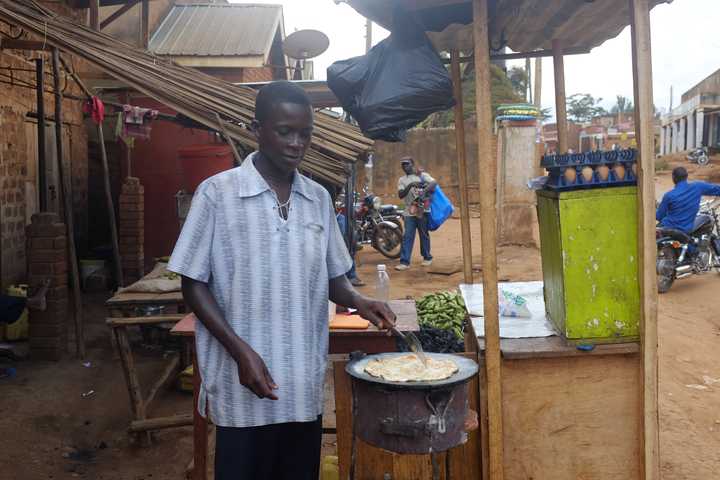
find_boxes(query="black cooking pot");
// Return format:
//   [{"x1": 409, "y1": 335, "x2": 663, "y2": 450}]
[{"x1": 346, "y1": 352, "x2": 478, "y2": 454}]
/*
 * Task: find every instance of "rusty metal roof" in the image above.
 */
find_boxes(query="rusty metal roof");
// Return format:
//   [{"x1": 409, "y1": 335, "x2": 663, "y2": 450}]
[
  {"x1": 150, "y1": 3, "x2": 283, "y2": 58},
  {"x1": 345, "y1": 0, "x2": 672, "y2": 52}
]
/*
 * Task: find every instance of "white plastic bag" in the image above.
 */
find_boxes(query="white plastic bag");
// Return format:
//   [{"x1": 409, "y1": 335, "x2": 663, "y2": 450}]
[{"x1": 498, "y1": 290, "x2": 532, "y2": 318}]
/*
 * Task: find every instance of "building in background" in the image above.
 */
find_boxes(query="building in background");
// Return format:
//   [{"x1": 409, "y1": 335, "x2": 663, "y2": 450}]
[{"x1": 660, "y1": 68, "x2": 720, "y2": 155}]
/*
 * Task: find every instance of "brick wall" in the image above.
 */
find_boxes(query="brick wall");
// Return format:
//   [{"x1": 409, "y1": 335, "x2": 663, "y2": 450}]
[
  {"x1": 0, "y1": 1, "x2": 88, "y2": 288},
  {"x1": 118, "y1": 177, "x2": 145, "y2": 285}
]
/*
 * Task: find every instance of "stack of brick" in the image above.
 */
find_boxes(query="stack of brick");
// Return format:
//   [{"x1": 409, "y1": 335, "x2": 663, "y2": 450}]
[
  {"x1": 119, "y1": 177, "x2": 145, "y2": 285},
  {"x1": 26, "y1": 212, "x2": 69, "y2": 361}
]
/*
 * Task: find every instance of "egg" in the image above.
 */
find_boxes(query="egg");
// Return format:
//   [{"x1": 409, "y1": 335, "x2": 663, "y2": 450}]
[
  {"x1": 614, "y1": 164, "x2": 626, "y2": 181},
  {"x1": 597, "y1": 165, "x2": 610, "y2": 181},
  {"x1": 563, "y1": 167, "x2": 577, "y2": 184}
]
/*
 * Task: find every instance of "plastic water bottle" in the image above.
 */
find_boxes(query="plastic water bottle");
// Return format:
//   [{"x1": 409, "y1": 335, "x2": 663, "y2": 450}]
[{"x1": 375, "y1": 264, "x2": 390, "y2": 302}]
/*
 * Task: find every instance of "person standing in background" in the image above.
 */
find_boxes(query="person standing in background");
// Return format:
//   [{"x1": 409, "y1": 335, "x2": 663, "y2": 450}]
[{"x1": 396, "y1": 157, "x2": 436, "y2": 271}]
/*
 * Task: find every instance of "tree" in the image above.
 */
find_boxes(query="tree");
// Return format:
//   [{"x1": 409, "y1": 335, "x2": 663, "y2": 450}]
[
  {"x1": 566, "y1": 93, "x2": 606, "y2": 123},
  {"x1": 507, "y1": 66, "x2": 528, "y2": 101},
  {"x1": 610, "y1": 95, "x2": 634, "y2": 114}
]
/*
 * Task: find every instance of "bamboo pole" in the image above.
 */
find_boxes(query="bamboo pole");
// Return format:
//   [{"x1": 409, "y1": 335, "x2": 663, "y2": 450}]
[
  {"x1": 52, "y1": 48, "x2": 85, "y2": 358},
  {"x1": 534, "y1": 57, "x2": 542, "y2": 108},
  {"x1": 473, "y1": 0, "x2": 503, "y2": 478},
  {"x1": 36, "y1": 58, "x2": 47, "y2": 211},
  {"x1": 552, "y1": 39, "x2": 568, "y2": 153},
  {"x1": 450, "y1": 49, "x2": 474, "y2": 284},
  {"x1": 629, "y1": 0, "x2": 660, "y2": 478},
  {"x1": 97, "y1": 122, "x2": 124, "y2": 288}
]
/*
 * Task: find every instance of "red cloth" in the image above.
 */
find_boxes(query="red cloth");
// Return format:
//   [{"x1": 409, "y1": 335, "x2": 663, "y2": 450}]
[{"x1": 83, "y1": 96, "x2": 105, "y2": 124}]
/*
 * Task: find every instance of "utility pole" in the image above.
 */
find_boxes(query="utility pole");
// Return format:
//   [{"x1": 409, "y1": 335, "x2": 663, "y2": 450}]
[{"x1": 365, "y1": 19, "x2": 372, "y2": 53}]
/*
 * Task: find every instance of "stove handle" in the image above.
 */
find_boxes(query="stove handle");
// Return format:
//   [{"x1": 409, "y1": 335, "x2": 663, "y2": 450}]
[{"x1": 379, "y1": 418, "x2": 427, "y2": 438}]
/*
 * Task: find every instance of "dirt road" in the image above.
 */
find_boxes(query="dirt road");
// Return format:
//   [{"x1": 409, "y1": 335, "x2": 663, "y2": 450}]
[{"x1": 1, "y1": 158, "x2": 718, "y2": 478}]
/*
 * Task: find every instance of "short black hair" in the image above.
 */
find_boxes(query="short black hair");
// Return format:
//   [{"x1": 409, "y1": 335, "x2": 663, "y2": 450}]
[
  {"x1": 672, "y1": 166, "x2": 688, "y2": 184},
  {"x1": 255, "y1": 81, "x2": 312, "y2": 123}
]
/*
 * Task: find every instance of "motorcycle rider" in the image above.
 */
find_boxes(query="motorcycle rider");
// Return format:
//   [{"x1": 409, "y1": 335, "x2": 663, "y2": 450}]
[
  {"x1": 656, "y1": 166, "x2": 720, "y2": 232},
  {"x1": 396, "y1": 157, "x2": 436, "y2": 271}
]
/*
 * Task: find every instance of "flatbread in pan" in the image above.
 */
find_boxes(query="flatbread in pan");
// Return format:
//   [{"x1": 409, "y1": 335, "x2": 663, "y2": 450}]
[{"x1": 364, "y1": 354, "x2": 459, "y2": 382}]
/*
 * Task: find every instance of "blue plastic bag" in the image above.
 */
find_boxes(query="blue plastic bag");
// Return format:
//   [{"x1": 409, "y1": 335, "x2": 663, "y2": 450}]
[{"x1": 428, "y1": 186, "x2": 454, "y2": 231}]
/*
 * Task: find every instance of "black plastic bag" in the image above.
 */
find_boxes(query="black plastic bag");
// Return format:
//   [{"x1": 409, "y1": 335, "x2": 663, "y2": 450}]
[{"x1": 327, "y1": 17, "x2": 455, "y2": 142}]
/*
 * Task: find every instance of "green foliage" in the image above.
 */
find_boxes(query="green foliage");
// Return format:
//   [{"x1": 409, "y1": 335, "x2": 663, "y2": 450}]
[
  {"x1": 507, "y1": 66, "x2": 529, "y2": 100},
  {"x1": 420, "y1": 64, "x2": 524, "y2": 128},
  {"x1": 567, "y1": 93, "x2": 607, "y2": 122},
  {"x1": 610, "y1": 95, "x2": 634, "y2": 114}
]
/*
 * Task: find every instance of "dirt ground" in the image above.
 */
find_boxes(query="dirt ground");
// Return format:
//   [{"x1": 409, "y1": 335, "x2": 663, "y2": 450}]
[{"x1": 1, "y1": 157, "x2": 719, "y2": 479}]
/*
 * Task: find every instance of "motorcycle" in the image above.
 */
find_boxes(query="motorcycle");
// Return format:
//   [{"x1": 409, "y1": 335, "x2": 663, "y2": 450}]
[
  {"x1": 338, "y1": 189, "x2": 404, "y2": 259},
  {"x1": 687, "y1": 146, "x2": 710, "y2": 166},
  {"x1": 656, "y1": 199, "x2": 720, "y2": 293}
]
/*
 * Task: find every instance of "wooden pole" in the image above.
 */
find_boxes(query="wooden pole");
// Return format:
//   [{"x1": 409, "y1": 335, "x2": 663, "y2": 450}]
[
  {"x1": 451, "y1": 49, "x2": 474, "y2": 284},
  {"x1": 473, "y1": 1, "x2": 503, "y2": 478},
  {"x1": 629, "y1": 0, "x2": 660, "y2": 478},
  {"x1": 534, "y1": 57, "x2": 542, "y2": 108},
  {"x1": 525, "y1": 57, "x2": 532, "y2": 103},
  {"x1": 552, "y1": 39, "x2": 568, "y2": 153},
  {"x1": 89, "y1": 0, "x2": 100, "y2": 31},
  {"x1": 97, "y1": 122, "x2": 124, "y2": 288},
  {"x1": 140, "y1": 0, "x2": 150, "y2": 49},
  {"x1": 36, "y1": 58, "x2": 48, "y2": 211},
  {"x1": 52, "y1": 48, "x2": 85, "y2": 358}
]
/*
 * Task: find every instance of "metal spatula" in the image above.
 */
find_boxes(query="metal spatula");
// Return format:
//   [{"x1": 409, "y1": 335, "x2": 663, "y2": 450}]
[{"x1": 391, "y1": 326, "x2": 428, "y2": 366}]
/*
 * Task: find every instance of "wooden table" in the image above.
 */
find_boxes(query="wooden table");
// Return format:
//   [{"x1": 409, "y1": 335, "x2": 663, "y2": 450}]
[
  {"x1": 329, "y1": 299, "x2": 419, "y2": 354},
  {"x1": 105, "y1": 286, "x2": 189, "y2": 444}
]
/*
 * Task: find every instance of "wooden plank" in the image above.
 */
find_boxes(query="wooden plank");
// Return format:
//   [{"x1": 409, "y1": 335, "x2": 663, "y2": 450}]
[
  {"x1": 333, "y1": 360, "x2": 353, "y2": 480},
  {"x1": 106, "y1": 290, "x2": 185, "y2": 306},
  {"x1": 129, "y1": 413, "x2": 193, "y2": 432},
  {"x1": 0, "y1": 39, "x2": 48, "y2": 50},
  {"x1": 144, "y1": 354, "x2": 181, "y2": 413},
  {"x1": 501, "y1": 354, "x2": 642, "y2": 479},
  {"x1": 451, "y1": 49, "x2": 474, "y2": 284},
  {"x1": 475, "y1": 336, "x2": 640, "y2": 360},
  {"x1": 140, "y1": 0, "x2": 149, "y2": 48},
  {"x1": 552, "y1": 39, "x2": 569, "y2": 153},
  {"x1": 99, "y1": 0, "x2": 139, "y2": 30},
  {"x1": 192, "y1": 345, "x2": 208, "y2": 480},
  {"x1": 106, "y1": 315, "x2": 185, "y2": 327},
  {"x1": 89, "y1": 0, "x2": 99, "y2": 30},
  {"x1": 472, "y1": 1, "x2": 504, "y2": 479},
  {"x1": 534, "y1": 57, "x2": 542, "y2": 108},
  {"x1": 113, "y1": 327, "x2": 146, "y2": 421},
  {"x1": 629, "y1": 0, "x2": 660, "y2": 478}
]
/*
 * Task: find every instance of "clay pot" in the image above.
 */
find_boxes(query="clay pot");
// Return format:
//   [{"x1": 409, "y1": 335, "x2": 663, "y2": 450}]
[
  {"x1": 563, "y1": 167, "x2": 577, "y2": 184},
  {"x1": 597, "y1": 165, "x2": 610, "y2": 181},
  {"x1": 613, "y1": 164, "x2": 626, "y2": 181}
]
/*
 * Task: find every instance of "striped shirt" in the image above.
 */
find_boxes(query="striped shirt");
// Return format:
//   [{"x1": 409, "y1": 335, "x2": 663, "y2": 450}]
[{"x1": 168, "y1": 152, "x2": 352, "y2": 428}]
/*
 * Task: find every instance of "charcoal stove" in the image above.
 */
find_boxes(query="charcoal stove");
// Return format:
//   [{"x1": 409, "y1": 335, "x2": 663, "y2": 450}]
[{"x1": 346, "y1": 352, "x2": 478, "y2": 479}]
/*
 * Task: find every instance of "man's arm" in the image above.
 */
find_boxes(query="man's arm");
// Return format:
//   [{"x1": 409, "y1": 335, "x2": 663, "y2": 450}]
[
  {"x1": 421, "y1": 172, "x2": 437, "y2": 193},
  {"x1": 656, "y1": 193, "x2": 669, "y2": 223},
  {"x1": 329, "y1": 275, "x2": 396, "y2": 332},
  {"x1": 182, "y1": 276, "x2": 278, "y2": 400},
  {"x1": 698, "y1": 182, "x2": 720, "y2": 197},
  {"x1": 399, "y1": 182, "x2": 419, "y2": 199}
]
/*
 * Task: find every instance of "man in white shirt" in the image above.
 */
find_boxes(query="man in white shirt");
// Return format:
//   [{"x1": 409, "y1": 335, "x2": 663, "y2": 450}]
[
  {"x1": 396, "y1": 156, "x2": 436, "y2": 270},
  {"x1": 168, "y1": 81, "x2": 395, "y2": 480}
]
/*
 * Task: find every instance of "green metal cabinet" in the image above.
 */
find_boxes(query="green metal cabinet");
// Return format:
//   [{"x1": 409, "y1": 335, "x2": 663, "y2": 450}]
[{"x1": 536, "y1": 187, "x2": 640, "y2": 342}]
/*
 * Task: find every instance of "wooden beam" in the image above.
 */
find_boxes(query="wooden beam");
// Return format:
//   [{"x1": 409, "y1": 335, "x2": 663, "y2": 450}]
[
  {"x1": 36, "y1": 58, "x2": 47, "y2": 212},
  {"x1": 129, "y1": 414, "x2": 193, "y2": 432},
  {"x1": 0, "y1": 39, "x2": 49, "y2": 50},
  {"x1": 140, "y1": 0, "x2": 149, "y2": 48},
  {"x1": 89, "y1": 0, "x2": 100, "y2": 30},
  {"x1": 552, "y1": 39, "x2": 569, "y2": 153},
  {"x1": 144, "y1": 354, "x2": 181, "y2": 413},
  {"x1": 629, "y1": 0, "x2": 660, "y2": 478},
  {"x1": 97, "y1": 121, "x2": 125, "y2": 288},
  {"x1": 473, "y1": 1, "x2": 504, "y2": 479},
  {"x1": 451, "y1": 49, "x2": 474, "y2": 284},
  {"x1": 106, "y1": 315, "x2": 185, "y2": 327},
  {"x1": 52, "y1": 47, "x2": 85, "y2": 359},
  {"x1": 442, "y1": 46, "x2": 590, "y2": 65},
  {"x1": 100, "y1": 0, "x2": 140, "y2": 30},
  {"x1": 534, "y1": 57, "x2": 542, "y2": 108}
]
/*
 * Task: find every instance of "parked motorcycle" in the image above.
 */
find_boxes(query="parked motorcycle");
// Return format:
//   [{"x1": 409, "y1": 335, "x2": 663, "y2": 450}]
[
  {"x1": 656, "y1": 199, "x2": 720, "y2": 293},
  {"x1": 687, "y1": 146, "x2": 710, "y2": 166},
  {"x1": 337, "y1": 189, "x2": 404, "y2": 259}
]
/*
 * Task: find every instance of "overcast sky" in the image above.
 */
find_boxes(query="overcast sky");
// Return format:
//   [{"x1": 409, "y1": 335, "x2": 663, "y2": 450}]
[{"x1": 234, "y1": 0, "x2": 718, "y2": 118}]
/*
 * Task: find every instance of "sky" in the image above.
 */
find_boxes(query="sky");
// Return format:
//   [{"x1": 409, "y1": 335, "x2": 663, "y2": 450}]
[{"x1": 233, "y1": 0, "x2": 719, "y2": 119}]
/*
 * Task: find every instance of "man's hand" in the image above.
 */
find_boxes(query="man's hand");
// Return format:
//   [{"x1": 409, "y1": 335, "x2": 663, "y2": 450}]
[
  {"x1": 356, "y1": 297, "x2": 396, "y2": 335},
  {"x1": 234, "y1": 346, "x2": 279, "y2": 400}
]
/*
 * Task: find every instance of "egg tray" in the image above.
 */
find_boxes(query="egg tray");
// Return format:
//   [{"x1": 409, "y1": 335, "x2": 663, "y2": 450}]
[{"x1": 541, "y1": 148, "x2": 638, "y2": 192}]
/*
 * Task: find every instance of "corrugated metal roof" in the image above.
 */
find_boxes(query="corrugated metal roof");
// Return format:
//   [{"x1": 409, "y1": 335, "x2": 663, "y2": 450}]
[
  {"x1": 150, "y1": 4, "x2": 282, "y2": 57},
  {"x1": 346, "y1": 0, "x2": 671, "y2": 52}
]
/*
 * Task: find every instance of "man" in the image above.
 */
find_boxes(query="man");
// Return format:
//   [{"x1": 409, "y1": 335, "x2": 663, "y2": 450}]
[
  {"x1": 657, "y1": 166, "x2": 720, "y2": 232},
  {"x1": 168, "y1": 81, "x2": 395, "y2": 480},
  {"x1": 396, "y1": 157, "x2": 436, "y2": 271}
]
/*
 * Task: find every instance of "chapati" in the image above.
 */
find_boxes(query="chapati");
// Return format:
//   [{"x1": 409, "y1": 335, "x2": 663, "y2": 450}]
[{"x1": 364, "y1": 354, "x2": 459, "y2": 382}]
